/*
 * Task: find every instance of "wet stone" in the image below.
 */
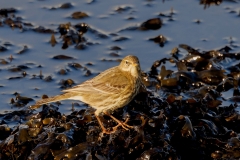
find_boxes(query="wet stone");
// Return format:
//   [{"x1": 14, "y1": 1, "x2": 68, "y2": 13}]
[
  {"x1": 86, "y1": 62, "x2": 93, "y2": 66},
  {"x1": 68, "y1": 62, "x2": 82, "y2": 69},
  {"x1": 8, "y1": 76, "x2": 23, "y2": 80},
  {"x1": 0, "y1": 45, "x2": 7, "y2": 52},
  {"x1": 58, "y1": 69, "x2": 67, "y2": 75},
  {"x1": 59, "y1": 3, "x2": 73, "y2": 9},
  {"x1": 113, "y1": 36, "x2": 129, "y2": 42},
  {"x1": 200, "y1": 0, "x2": 223, "y2": 9},
  {"x1": 60, "y1": 79, "x2": 74, "y2": 87},
  {"x1": 8, "y1": 67, "x2": 22, "y2": 72},
  {"x1": 53, "y1": 55, "x2": 74, "y2": 60},
  {"x1": 71, "y1": 11, "x2": 89, "y2": 19},
  {"x1": 0, "y1": 59, "x2": 9, "y2": 64},
  {"x1": 15, "y1": 94, "x2": 34, "y2": 104},
  {"x1": 44, "y1": 75, "x2": 53, "y2": 82},
  {"x1": 41, "y1": 94, "x2": 48, "y2": 99},
  {"x1": 140, "y1": 18, "x2": 162, "y2": 30},
  {"x1": 149, "y1": 34, "x2": 167, "y2": 47},
  {"x1": 33, "y1": 26, "x2": 54, "y2": 33},
  {"x1": 22, "y1": 71, "x2": 27, "y2": 77},
  {"x1": 17, "y1": 65, "x2": 29, "y2": 69},
  {"x1": 84, "y1": 69, "x2": 92, "y2": 76},
  {"x1": 114, "y1": 5, "x2": 132, "y2": 13},
  {"x1": 75, "y1": 44, "x2": 87, "y2": 50},
  {"x1": 75, "y1": 23, "x2": 88, "y2": 35},
  {"x1": 126, "y1": 16, "x2": 135, "y2": 20},
  {"x1": 18, "y1": 45, "x2": 28, "y2": 54},
  {"x1": 23, "y1": 22, "x2": 33, "y2": 27},
  {"x1": 58, "y1": 23, "x2": 70, "y2": 36},
  {"x1": 88, "y1": 27, "x2": 108, "y2": 39},
  {"x1": 109, "y1": 52, "x2": 120, "y2": 57},
  {"x1": 110, "y1": 46, "x2": 122, "y2": 50},
  {"x1": 0, "y1": 8, "x2": 17, "y2": 17}
]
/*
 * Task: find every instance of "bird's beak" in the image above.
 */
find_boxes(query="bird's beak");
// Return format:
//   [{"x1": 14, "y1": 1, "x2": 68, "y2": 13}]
[{"x1": 132, "y1": 63, "x2": 138, "y2": 67}]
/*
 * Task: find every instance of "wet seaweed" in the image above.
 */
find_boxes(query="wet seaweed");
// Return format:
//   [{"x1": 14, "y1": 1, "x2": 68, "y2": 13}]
[{"x1": 1, "y1": 44, "x2": 240, "y2": 159}]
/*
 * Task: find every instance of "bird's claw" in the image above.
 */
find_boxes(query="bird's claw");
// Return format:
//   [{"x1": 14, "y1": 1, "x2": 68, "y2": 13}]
[
  {"x1": 112, "y1": 117, "x2": 133, "y2": 132},
  {"x1": 101, "y1": 119, "x2": 133, "y2": 134}
]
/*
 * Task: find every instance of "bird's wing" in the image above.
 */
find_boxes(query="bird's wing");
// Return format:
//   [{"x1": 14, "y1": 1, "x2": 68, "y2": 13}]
[{"x1": 63, "y1": 67, "x2": 130, "y2": 94}]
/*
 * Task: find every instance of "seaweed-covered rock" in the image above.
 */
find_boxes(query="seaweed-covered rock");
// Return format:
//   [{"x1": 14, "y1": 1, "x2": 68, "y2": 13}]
[{"x1": 1, "y1": 44, "x2": 240, "y2": 159}]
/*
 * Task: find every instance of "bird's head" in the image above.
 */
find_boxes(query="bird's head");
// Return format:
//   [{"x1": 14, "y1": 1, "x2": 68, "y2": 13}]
[{"x1": 119, "y1": 55, "x2": 141, "y2": 78}]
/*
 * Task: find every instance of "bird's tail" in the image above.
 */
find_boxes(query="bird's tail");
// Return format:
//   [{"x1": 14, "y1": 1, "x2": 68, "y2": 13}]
[{"x1": 30, "y1": 92, "x2": 74, "y2": 109}]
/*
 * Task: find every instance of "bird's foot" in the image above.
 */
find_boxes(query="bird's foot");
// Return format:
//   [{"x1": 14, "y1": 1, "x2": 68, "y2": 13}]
[
  {"x1": 102, "y1": 111, "x2": 133, "y2": 131},
  {"x1": 101, "y1": 118, "x2": 133, "y2": 134},
  {"x1": 101, "y1": 128, "x2": 113, "y2": 134},
  {"x1": 96, "y1": 112, "x2": 133, "y2": 134},
  {"x1": 112, "y1": 117, "x2": 133, "y2": 131}
]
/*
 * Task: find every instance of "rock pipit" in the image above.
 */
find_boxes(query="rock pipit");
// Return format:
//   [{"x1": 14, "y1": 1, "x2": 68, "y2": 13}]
[{"x1": 32, "y1": 55, "x2": 143, "y2": 134}]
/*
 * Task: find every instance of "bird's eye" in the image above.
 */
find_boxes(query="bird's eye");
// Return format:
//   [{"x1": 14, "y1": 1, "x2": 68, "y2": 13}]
[{"x1": 125, "y1": 60, "x2": 129, "y2": 65}]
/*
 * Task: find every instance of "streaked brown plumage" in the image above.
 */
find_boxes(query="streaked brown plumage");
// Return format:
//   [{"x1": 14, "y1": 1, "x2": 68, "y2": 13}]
[{"x1": 33, "y1": 55, "x2": 143, "y2": 134}]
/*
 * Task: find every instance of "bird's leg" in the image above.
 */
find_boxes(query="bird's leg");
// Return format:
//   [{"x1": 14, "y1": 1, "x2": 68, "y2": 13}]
[
  {"x1": 95, "y1": 113, "x2": 111, "y2": 134},
  {"x1": 103, "y1": 111, "x2": 133, "y2": 131}
]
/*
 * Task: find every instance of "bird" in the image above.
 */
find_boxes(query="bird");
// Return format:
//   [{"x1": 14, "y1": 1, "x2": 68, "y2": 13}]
[{"x1": 32, "y1": 55, "x2": 144, "y2": 134}]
